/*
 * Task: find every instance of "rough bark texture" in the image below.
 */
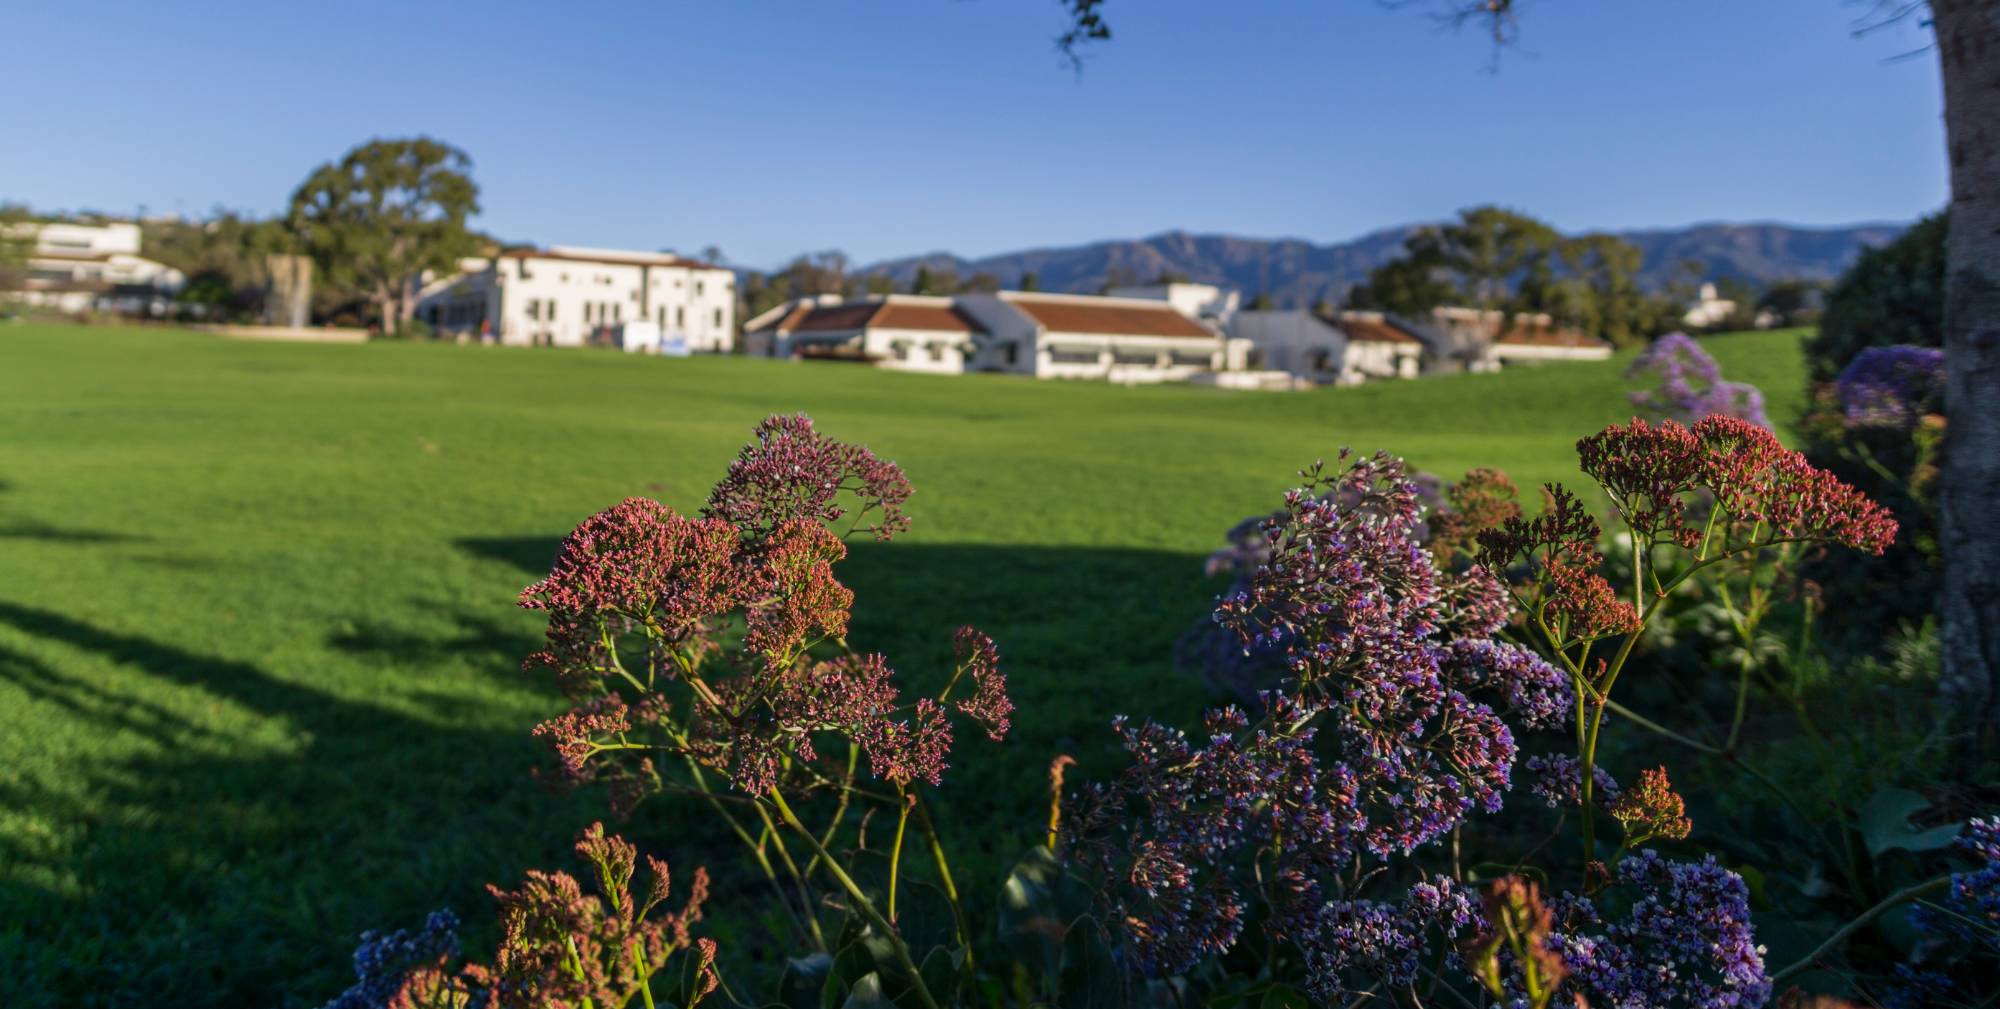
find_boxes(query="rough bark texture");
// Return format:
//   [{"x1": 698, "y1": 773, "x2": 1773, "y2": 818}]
[{"x1": 1934, "y1": 0, "x2": 2000, "y2": 727}]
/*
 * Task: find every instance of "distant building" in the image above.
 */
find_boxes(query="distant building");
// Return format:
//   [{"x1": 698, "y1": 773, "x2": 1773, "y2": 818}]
[
  {"x1": 1682, "y1": 282, "x2": 1737, "y2": 328},
  {"x1": 1228, "y1": 310, "x2": 1347, "y2": 382},
  {"x1": 748, "y1": 290, "x2": 1226, "y2": 383},
  {"x1": 1417, "y1": 306, "x2": 1611, "y2": 369},
  {"x1": 957, "y1": 291, "x2": 1225, "y2": 382},
  {"x1": 415, "y1": 246, "x2": 735, "y2": 350},
  {"x1": 1483, "y1": 314, "x2": 1614, "y2": 365},
  {"x1": 1105, "y1": 282, "x2": 1240, "y2": 329},
  {"x1": 1335, "y1": 311, "x2": 1429, "y2": 379},
  {"x1": 742, "y1": 295, "x2": 986, "y2": 373},
  {"x1": 4, "y1": 220, "x2": 185, "y2": 315}
]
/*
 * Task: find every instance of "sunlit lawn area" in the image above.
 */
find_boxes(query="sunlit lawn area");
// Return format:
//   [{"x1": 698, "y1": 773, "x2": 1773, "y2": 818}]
[{"x1": 0, "y1": 323, "x2": 1807, "y2": 1006}]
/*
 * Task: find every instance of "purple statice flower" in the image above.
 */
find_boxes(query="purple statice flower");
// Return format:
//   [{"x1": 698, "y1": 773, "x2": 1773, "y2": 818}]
[
  {"x1": 1884, "y1": 964, "x2": 1955, "y2": 1009},
  {"x1": 1524, "y1": 753, "x2": 1619, "y2": 810},
  {"x1": 1911, "y1": 814, "x2": 2000, "y2": 952},
  {"x1": 1281, "y1": 875, "x2": 1481, "y2": 1004},
  {"x1": 322, "y1": 909, "x2": 465, "y2": 1009},
  {"x1": 1087, "y1": 452, "x2": 1535, "y2": 979},
  {"x1": 1627, "y1": 331, "x2": 1771, "y2": 429},
  {"x1": 1835, "y1": 345, "x2": 1945, "y2": 430},
  {"x1": 1549, "y1": 852, "x2": 1771, "y2": 1009},
  {"x1": 1444, "y1": 638, "x2": 1573, "y2": 731}
]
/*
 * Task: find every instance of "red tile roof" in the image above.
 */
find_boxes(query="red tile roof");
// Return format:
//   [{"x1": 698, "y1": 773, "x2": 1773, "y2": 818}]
[
  {"x1": 1337, "y1": 314, "x2": 1423, "y2": 345},
  {"x1": 792, "y1": 302, "x2": 883, "y2": 332},
  {"x1": 872, "y1": 301, "x2": 983, "y2": 333},
  {"x1": 1497, "y1": 322, "x2": 1609, "y2": 348},
  {"x1": 753, "y1": 298, "x2": 987, "y2": 335},
  {"x1": 1005, "y1": 294, "x2": 1215, "y2": 339}
]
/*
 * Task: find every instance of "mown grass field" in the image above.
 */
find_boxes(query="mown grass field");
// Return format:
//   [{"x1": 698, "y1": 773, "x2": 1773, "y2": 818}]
[{"x1": 0, "y1": 323, "x2": 1808, "y2": 1006}]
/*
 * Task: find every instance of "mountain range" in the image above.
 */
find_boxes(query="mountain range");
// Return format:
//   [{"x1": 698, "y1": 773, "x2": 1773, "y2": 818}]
[{"x1": 854, "y1": 221, "x2": 1909, "y2": 308}]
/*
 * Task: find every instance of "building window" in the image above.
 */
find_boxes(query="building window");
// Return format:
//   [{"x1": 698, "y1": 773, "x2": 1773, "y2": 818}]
[
  {"x1": 927, "y1": 342, "x2": 945, "y2": 362},
  {"x1": 658, "y1": 307, "x2": 666, "y2": 328},
  {"x1": 547, "y1": 300, "x2": 556, "y2": 320},
  {"x1": 1049, "y1": 345, "x2": 1099, "y2": 364},
  {"x1": 612, "y1": 303, "x2": 621, "y2": 322},
  {"x1": 676, "y1": 307, "x2": 685, "y2": 327},
  {"x1": 695, "y1": 281, "x2": 705, "y2": 296},
  {"x1": 713, "y1": 307, "x2": 722, "y2": 328},
  {"x1": 526, "y1": 298, "x2": 540, "y2": 321}
]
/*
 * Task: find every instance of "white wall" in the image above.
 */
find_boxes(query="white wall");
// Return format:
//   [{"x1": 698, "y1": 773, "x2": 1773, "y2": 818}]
[
  {"x1": 1228, "y1": 310, "x2": 1347, "y2": 376},
  {"x1": 420, "y1": 252, "x2": 736, "y2": 351}
]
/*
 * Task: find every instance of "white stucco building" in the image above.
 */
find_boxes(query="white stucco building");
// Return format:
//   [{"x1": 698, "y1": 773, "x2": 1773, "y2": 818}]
[
  {"x1": 745, "y1": 290, "x2": 1226, "y2": 383},
  {"x1": 4, "y1": 221, "x2": 185, "y2": 315},
  {"x1": 1683, "y1": 283, "x2": 1737, "y2": 329},
  {"x1": 742, "y1": 295, "x2": 985, "y2": 374},
  {"x1": 415, "y1": 246, "x2": 736, "y2": 350},
  {"x1": 1105, "y1": 282, "x2": 1241, "y2": 329},
  {"x1": 956, "y1": 291, "x2": 1225, "y2": 382},
  {"x1": 1229, "y1": 310, "x2": 1348, "y2": 381}
]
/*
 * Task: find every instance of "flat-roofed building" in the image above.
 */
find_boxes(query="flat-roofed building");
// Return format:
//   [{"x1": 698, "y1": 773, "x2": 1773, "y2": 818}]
[
  {"x1": 415, "y1": 246, "x2": 735, "y2": 351},
  {"x1": 3, "y1": 220, "x2": 185, "y2": 315}
]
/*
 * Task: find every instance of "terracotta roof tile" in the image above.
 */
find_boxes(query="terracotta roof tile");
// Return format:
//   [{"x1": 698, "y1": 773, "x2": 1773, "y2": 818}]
[
  {"x1": 872, "y1": 301, "x2": 984, "y2": 333},
  {"x1": 1497, "y1": 323, "x2": 1609, "y2": 348},
  {"x1": 1005, "y1": 294, "x2": 1215, "y2": 339},
  {"x1": 1337, "y1": 314, "x2": 1423, "y2": 345}
]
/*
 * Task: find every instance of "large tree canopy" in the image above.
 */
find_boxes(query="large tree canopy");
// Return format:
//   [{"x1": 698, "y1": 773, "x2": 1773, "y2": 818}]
[{"x1": 287, "y1": 137, "x2": 480, "y2": 335}]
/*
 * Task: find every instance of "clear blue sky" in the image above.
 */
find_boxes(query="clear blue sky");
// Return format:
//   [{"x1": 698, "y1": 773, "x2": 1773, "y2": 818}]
[{"x1": 0, "y1": 1, "x2": 1944, "y2": 269}]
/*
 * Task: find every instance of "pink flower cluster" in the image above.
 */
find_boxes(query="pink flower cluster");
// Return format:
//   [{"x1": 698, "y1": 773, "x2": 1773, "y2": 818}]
[
  {"x1": 516, "y1": 416, "x2": 1009, "y2": 805},
  {"x1": 704, "y1": 413, "x2": 913, "y2": 542}
]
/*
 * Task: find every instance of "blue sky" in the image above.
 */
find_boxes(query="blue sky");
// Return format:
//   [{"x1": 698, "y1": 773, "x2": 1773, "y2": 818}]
[{"x1": 0, "y1": 1, "x2": 1944, "y2": 268}]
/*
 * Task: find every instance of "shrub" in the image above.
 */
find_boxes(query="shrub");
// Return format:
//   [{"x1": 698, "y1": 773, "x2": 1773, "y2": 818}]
[
  {"x1": 322, "y1": 412, "x2": 1992, "y2": 1009},
  {"x1": 1804, "y1": 214, "x2": 1944, "y2": 384}
]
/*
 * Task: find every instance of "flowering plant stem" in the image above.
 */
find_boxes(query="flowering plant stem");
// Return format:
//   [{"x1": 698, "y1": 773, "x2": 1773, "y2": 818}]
[
  {"x1": 1767, "y1": 874, "x2": 1953, "y2": 984},
  {"x1": 767, "y1": 788, "x2": 944, "y2": 1009}
]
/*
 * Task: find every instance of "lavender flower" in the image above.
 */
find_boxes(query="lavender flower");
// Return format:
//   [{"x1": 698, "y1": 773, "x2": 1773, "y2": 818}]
[
  {"x1": 1524, "y1": 753, "x2": 1619, "y2": 809},
  {"x1": 1911, "y1": 814, "x2": 2000, "y2": 952},
  {"x1": 1549, "y1": 852, "x2": 1772, "y2": 1009},
  {"x1": 1627, "y1": 331, "x2": 1771, "y2": 429},
  {"x1": 1834, "y1": 345, "x2": 1945, "y2": 430},
  {"x1": 321, "y1": 909, "x2": 466, "y2": 1009}
]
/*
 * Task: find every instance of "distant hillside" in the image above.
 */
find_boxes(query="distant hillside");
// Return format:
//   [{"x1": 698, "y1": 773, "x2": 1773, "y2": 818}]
[{"x1": 857, "y1": 221, "x2": 1908, "y2": 308}]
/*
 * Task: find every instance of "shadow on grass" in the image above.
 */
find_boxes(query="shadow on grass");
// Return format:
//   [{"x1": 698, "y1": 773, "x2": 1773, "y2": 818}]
[
  {"x1": 455, "y1": 535, "x2": 1225, "y2": 874},
  {"x1": 0, "y1": 520, "x2": 146, "y2": 544},
  {"x1": 0, "y1": 600, "x2": 588, "y2": 1009},
  {"x1": 0, "y1": 538, "x2": 1223, "y2": 1008}
]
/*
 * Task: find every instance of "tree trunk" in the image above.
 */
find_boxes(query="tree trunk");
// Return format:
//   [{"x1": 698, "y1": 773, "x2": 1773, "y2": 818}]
[
  {"x1": 373, "y1": 280, "x2": 395, "y2": 337},
  {"x1": 1934, "y1": 1, "x2": 2000, "y2": 728}
]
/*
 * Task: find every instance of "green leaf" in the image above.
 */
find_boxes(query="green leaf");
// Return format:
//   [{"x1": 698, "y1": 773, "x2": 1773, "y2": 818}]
[
  {"x1": 776, "y1": 954, "x2": 833, "y2": 1009},
  {"x1": 1858, "y1": 788, "x2": 1963, "y2": 857},
  {"x1": 841, "y1": 973, "x2": 892, "y2": 1009}
]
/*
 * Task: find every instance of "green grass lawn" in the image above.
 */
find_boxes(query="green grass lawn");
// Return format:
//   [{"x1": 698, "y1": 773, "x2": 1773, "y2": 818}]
[{"x1": 0, "y1": 323, "x2": 1808, "y2": 1007}]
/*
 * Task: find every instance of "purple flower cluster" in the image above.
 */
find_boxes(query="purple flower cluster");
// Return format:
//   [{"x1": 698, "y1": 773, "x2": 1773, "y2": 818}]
[
  {"x1": 1834, "y1": 345, "x2": 1945, "y2": 430},
  {"x1": 1911, "y1": 814, "x2": 2000, "y2": 953},
  {"x1": 1524, "y1": 753, "x2": 1619, "y2": 810},
  {"x1": 1281, "y1": 876, "x2": 1480, "y2": 1003},
  {"x1": 322, "y1": 909, "x2": 467, "y2": 1009},
  {"x1": 1549, "y1": 852, "x2": 1771, "y2": 1009},
  {"x1": 1068, "y1": 698, "x2": 1365, "y2": 975},
  {"x1": 1627, "y1": 331, "x2": 1772, "y2": 429},
  {"x1": 1079, "y1": 452, "x2": 1546, "y2": 980},
  {"x1": 1444, "y1": 639, "x2": 1573, "y2": 731}
]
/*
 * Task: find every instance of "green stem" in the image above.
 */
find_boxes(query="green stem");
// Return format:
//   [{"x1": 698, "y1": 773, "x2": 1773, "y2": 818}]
[
  {"x1": 888, "y1": 790, "x2": 913, "y2": 923},
  {"x1": 1769, "y1": 875, "x2": 1954, "y2": 983},
  {"x1": 768, "y1": 790, "x2": 944, "y2": 1009},
  {"x1": 630, "y1": 940, "x2": 657, "y2": 1009},
  {"x1": 913, "y1": 794, "x2": 975, "y2": 965}
]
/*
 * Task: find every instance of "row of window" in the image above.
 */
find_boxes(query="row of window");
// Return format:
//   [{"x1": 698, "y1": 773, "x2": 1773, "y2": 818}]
[{"x1": 523, "y1": 297, "x2": 725, "y2": 329}]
